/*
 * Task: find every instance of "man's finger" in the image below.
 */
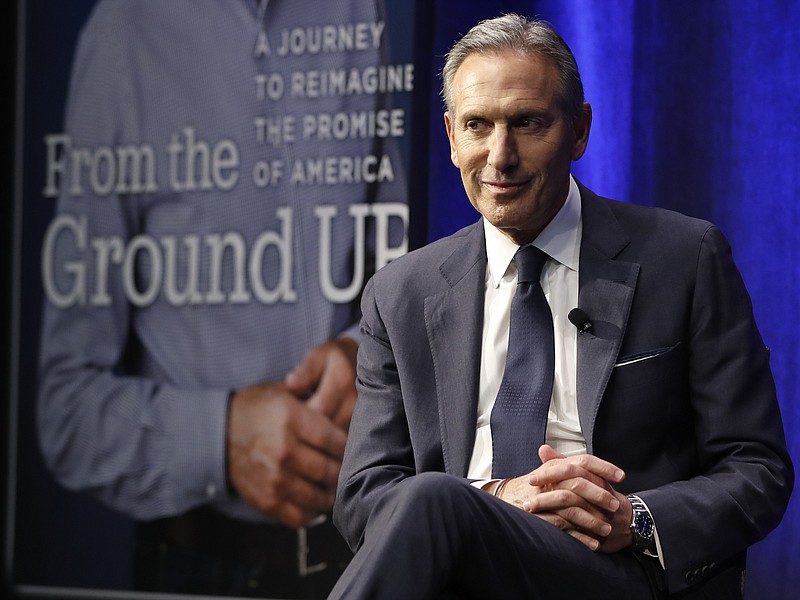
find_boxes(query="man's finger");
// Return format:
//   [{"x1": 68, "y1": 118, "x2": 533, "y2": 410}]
[
  {"x1": 565, "y1": 529, "x2": 601, "y2": 552},
  {"x1": 525, "y1": 489, "x2": 612, "y2": 536},
  {"x1": 278, "y1": 474, "x2": 337, "y2": 515},
  {"x1": 295, "y1": 403, "x2": 348, "y2": 458},
  {"x1": 285, "y1": 345, "x2": 327, "y2": 397},
  {"x1": 287, "y1": 438, "x2": 343, "y2": 488},
  {"x1": 287, "y1": 339, "x2": 358, "y2": 420},
  {"x1": 530, "y1": 449, "x2": 625, "y2": 487}
]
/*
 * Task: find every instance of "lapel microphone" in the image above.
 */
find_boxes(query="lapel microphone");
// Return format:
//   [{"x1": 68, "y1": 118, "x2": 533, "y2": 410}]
[{"x1": 568, "y1": 308, "x2": 593, "y2": 334}]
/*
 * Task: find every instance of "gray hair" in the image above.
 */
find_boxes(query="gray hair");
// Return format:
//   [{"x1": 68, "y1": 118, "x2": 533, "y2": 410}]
[{"x1": 441, "y1": 14, "x2": 585, "y2": 123}]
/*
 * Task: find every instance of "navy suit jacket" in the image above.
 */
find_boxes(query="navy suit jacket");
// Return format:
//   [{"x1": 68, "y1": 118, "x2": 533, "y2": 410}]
[{"x1": 334, "y1": 183, "x2": 793, "y2": 597}]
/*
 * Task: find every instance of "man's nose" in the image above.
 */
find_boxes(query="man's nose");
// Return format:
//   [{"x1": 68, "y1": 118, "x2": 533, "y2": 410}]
[{"x1": 487, "y1": 127, "x2": 518, "y2": 171}]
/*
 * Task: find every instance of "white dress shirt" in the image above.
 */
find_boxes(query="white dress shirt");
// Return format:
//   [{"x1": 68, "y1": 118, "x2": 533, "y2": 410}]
[{"x1": 468, "y1": 176, "x2": 585, "y2": 480}]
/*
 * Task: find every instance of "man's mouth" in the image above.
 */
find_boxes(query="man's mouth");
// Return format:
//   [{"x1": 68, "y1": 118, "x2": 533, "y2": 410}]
[{"x1": 482, "y1": 179, "x2": 528, "y2": 196}]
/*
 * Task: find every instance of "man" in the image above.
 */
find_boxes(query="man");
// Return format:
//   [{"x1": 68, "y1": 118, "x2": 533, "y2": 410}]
[
  {"x1": 330, "y1": 14, "x2": 793, "y2": 599},
  {"x1": 36, "y1": 1, "x2": 406, "y2": 598}
]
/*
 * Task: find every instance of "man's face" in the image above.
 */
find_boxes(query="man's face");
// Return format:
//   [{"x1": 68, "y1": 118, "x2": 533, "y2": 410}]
[{"x1": 444, "y1": 51, "x2": 591, "y2": 245}]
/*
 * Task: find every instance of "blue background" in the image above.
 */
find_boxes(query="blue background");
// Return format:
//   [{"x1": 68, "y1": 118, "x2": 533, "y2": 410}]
[{"x1": 427, "y1": 2, "x2": 799, "y2": 598}]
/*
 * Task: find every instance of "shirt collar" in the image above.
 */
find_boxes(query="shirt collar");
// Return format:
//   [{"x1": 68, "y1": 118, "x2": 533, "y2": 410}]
[{"x1": 483, "y1": 176, "x2": 582, "y2": 288}]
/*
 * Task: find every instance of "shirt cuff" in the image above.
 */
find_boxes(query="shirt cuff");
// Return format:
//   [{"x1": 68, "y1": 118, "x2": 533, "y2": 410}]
[
  {"x1": 471, "y1": 479, "x2": 500, "y2": 491},
  {"x1": 171, "y1": 386, "x2": 231, "y2": 508}
]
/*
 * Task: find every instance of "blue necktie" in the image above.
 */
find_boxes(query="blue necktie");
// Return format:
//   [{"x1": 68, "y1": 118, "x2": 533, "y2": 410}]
[{"x1": 490, "y1": 246, "x2": 554, "y2": 478}]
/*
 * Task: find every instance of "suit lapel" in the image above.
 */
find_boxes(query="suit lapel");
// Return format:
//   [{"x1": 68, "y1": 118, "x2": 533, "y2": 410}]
[
  {"x1": 576, "y1": 186, "x2": 640, "y2": 453},
  {"x1": 424, "y1": 223, "x2": 486, "y2": 477}
]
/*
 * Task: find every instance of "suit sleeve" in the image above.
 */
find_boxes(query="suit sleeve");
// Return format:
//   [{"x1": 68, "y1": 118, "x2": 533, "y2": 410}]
[
  {"x1": 637, "y1": 226, "x2": 793, "y2": 594},
  {"x1": 333, "y1": 276, "x2": 419, "y2": 551}
]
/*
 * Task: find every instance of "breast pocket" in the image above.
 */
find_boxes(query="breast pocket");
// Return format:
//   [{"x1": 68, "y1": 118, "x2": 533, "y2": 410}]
[
  {"x1": 615, "y1": 343, "x2": 681, "y2": 369},
  {"x1": 599, "y1": 341, "x2": 689, "y2": 445},
  {"x1": 611, "y1": 341, "x2": 685, "y2": 392}
]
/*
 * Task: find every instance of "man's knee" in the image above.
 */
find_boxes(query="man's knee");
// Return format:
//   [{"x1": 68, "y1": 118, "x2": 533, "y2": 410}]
[{"x1": 369, "y1": 473, "x2": 475, "y2": 532}]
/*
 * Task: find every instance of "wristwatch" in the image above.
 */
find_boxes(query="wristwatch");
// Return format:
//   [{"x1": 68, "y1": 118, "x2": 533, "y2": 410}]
[{"x1": 628, "y1": 495, "x2": 657, "y2": 556}]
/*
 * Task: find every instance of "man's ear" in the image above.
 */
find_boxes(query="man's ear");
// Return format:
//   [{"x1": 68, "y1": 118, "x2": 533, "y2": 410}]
[
  {"x1": 571, "y1": 102, "x2": 592, "y2": 161},
  {"x1": 444, "y1": 111, "x2": 460, "y2": 168}
]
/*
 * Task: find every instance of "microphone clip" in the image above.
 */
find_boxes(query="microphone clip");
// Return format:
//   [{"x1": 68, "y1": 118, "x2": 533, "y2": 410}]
[{"x1": 568, "y1": 308, "x2": 593, "y2": 334}]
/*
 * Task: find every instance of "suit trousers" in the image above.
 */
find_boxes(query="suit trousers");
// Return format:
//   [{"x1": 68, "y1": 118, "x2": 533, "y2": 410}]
[{"x1": 329, "y1": 472, "x2": 660, "y2": 600}]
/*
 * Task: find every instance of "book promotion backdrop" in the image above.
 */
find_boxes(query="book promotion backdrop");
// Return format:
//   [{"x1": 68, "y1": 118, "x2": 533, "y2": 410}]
[
  {"x1": 4, "y1": 1, "x2": 800, "y2": 599},
  {"x1": 6, "y1": 1, "x2": 432, "y2": 598}
]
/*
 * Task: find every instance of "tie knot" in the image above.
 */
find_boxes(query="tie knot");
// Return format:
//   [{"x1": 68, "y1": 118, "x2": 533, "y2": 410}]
[{"x1": 515, "y1": 246, "x2": 548, "y2": 284}]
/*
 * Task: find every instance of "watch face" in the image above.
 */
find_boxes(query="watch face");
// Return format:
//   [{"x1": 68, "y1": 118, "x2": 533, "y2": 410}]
[{"x1": 634, "y1": 511, "x2": 654, "y2": 539}]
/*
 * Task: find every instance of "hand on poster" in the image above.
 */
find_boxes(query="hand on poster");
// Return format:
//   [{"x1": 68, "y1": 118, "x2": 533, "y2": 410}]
[
  {"x1": 227, "y1": 337, "x2": 358, "y2": 527},
  {"x1": 286, "y1": 336, "x2": 359, "y2": 431}
]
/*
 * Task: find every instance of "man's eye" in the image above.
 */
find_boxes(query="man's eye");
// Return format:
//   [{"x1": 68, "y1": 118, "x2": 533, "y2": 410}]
[
  {"x1": 520, "y1": 118, "x2": 543, "y2": 129},
  {"x1": 466, "y1": 120, "x2": 486, "y2": 131}
]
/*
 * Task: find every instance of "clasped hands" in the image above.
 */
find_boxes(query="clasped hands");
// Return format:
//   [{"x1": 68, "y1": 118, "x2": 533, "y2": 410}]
[
  {"x1": 488, "y1": 445, "x2": 634, "y2": 553},
  {"x1": 226, "y1": 337, "x2": 358, "y2": 528}
]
